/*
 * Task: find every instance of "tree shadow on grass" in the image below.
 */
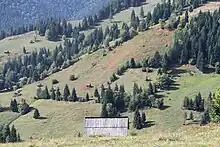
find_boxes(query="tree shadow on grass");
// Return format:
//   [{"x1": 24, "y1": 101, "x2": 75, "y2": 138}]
[
  {"x1": 203, "y1": 67, "x2": 215, "y2": 74},
  {"x1": 159, "y1": 105, "x2": 171, "y2": 111},
  {"x1": 167, "y1": 86, "x2": 179, "y2": 91},
  {"x1": 143, "y1": 120, "x2": 155, "y2": 128},
  {"x1": 38, "y1": 116, "x2": 47, "y2": 120}
]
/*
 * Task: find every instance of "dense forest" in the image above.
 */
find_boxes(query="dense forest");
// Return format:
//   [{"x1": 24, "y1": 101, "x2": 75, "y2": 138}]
[
  {"x1": 0, "y1": 0, "x2": 114, "y2": 30},
  {"x1": 169, "y1": 7, "x2": 220, "y2": 72}
]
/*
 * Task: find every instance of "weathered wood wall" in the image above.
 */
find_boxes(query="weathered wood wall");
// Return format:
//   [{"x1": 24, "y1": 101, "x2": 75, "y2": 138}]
[{"x1": 84, "y1": 117, "x2": 129, "y2": 136}]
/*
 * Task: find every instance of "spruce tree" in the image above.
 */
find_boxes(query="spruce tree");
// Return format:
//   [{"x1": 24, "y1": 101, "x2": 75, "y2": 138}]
[
  {"x1": 200, "y1": 109, "x2": 210, "y2": 126},
  {"x1": 10, "y1": 99, "x2": 18, "y2": 112},
  {"x1": 72, "y1": 88, "x2": 78, "y2": 102},
  {"x1": 140, "y1": 6, "x2": 144, "y2": 18},
  {"x1": 56, "y1": 87, "x2": 61, "y2": 101},
  {"x1": 51, "y1": 87, "x2": 56, "y2": 100},
  {"x1": 63, "y1": 84, "x2": 70, "y2": 101},
  {"x1": 94, "y1": 88, "x2": 100, "y2": 102},
  {"x1": 17, "y1": 133, "x2": 21, "y2": 142},
  {"x1": 133, "y1": 108, "x2": 142, "y2": 129},
  {"x1": 33, "y1": 108, "x2": 40, "y2": 119},
  {"x1": 114, "y1": 83, "x2": 119, "y2": 91},
  {"x1": 190, "y1": 111, "x2": 194, "y2": 120},
  {"x1": 101, "y1": 103, "x2": 108, "y2": 117},
  {"x1": 148, "y1": 82, "x2": 154, "y2": 95},
  {"x1": 86, "y1": 93, "x2": 89, "y2": 101},
  {"x1": 2, "y1": 125, "x2": 10, "y2": 142},
  {"x1": 185, "y1": 10, "x2": 189, "y2": 23},
  {"x1": 10, "y1": 125, "x2": 17, "y2": 142},
  {"x1": 42, "y1": 86, "x2": 50, "y2": 99},
  {"x1": 130, "y1": 58, "x2": 136, "y2": 68},
  {"x1": 162, "y1": 53, "x2": 169, "y2": 73}
]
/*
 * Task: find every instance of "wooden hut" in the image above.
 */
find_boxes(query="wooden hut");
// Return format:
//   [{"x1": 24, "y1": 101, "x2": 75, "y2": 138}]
[{"x1": 84, "y1": 117, "x2": 129, "y2": 137}]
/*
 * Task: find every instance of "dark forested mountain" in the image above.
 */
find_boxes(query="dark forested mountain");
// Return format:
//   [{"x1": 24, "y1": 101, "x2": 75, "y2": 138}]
[{"x1": 0, "y1": 0, "x2": 114, "y2": 30}]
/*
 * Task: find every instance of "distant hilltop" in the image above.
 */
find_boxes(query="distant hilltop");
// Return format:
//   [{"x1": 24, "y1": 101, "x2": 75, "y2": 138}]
[{"x1": 0, "y1": 0, "x2": 114, "y2": 30}]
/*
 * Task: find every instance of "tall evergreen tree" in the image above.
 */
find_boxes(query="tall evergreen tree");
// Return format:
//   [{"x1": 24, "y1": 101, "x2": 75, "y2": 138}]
[
  {"x1": 10, "y1": 125, "x2": 17, "y2": 142},
  {"x1": 185, "y1": 10, "x2": 189, "y2": 23},
  {"x1": 141, "y1": 112, "x2": 146, "y2": 125},
  {"x1": 33, "y1": 108, "x2": 40, "y2": 119},
  {"x1": 140, "y1": 6, "x2": 144, "y2": 18},
  {"x1": 10, "y1": 99, "x2": 18, "y2": 112},
  {"x1": 148, "y1": 82, "x2": 154, "y2": 95},
  {"x1": 133, "y1": 108, "x2": 142, "y2": 129},
  {"x1": 190, "y1": 111, "x2": 194, "y2": 120},
  {"x1": 72, "y1": 88, "x2": 78, "y2": 102},
  {"x1": 51, "y1": 87, "x2": 56, "y2": 100},
  {"x1": 101, "y1": 103, "x2": 108, "y2": 117},
  {"x1": 63, "y1": 84, "x2": 70, "y2": 101},
  {"x1": 114, "y1": 83, "x2": 119, "y2": 91},
  {"x1": 43, "y1": 86, "x2": 50, "y2": 99},
  {"x1": 86, "y1": 93, "x2": 89, "y2": 102},
  {"x1": 2, "y1": 125, "x2": 10, "y2": 142}
]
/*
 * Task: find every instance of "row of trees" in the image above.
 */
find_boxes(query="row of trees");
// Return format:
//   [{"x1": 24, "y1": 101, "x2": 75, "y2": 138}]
[
  {"x1": 10, "y1": 99, "x2": 31, "y2": 115},
  {"x1": 99, "y1": 81, "x2": 165, "y2": 118},
  {"x1": 183, "y1": 93, "x2": 205, "y2": 112},
  {"x1": 0, "y1": 125, "x2": 21, "y2": 143},
  {"x1": 36, "y1": 84, "x2": 90, "y2": 102}
]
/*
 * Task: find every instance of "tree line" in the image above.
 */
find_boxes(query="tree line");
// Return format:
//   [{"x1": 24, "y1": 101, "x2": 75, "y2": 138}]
[
  {"x1": 36, "y1": 84, "x2": 90, "y2": 102},
  {"x1": 99, "y1": 81, "x2": 165, "y2": 118},
  {"x1": 0, "y1": 0, "x2": 145, "y2": 41},
  {"x1": 183, "y1": 92, "x2": 205, "y2": 112},
  {"x1": 0, "y1": 125, "x2": 21, "y2": 143}
]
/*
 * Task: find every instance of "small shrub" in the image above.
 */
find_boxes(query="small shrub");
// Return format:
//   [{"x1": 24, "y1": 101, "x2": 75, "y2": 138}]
[
  {"x1": 52, "y1": 79, "x2": 59, "y2": 85},
  {"x1": 130, "y1": 132, "x2": 137, "y2": 136},
  {"x1": 29, "y1": 40, "x2": 34, "y2": 44},
  {"x1": 69, "y1": 75, "x2": 77, "y2": 81}
]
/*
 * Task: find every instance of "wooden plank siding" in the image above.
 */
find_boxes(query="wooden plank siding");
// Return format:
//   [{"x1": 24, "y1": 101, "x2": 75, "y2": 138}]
[{"x1": 84, "y1": 117, "x2": 129, "y2": 136}]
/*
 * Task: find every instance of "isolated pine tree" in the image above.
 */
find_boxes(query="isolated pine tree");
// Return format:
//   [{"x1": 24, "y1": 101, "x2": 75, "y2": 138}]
[
  {"x1": 133, "y1": 108, "x2": 142, "y2": 129},
  {"x1": 33, "y1": 109, "x2": 40, "y2": 119}
]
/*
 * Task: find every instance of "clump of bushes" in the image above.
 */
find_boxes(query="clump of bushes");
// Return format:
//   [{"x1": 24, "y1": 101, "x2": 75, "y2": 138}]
[{"x1": 52, "y1": 79, "x2": 59, "y2": 85}]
